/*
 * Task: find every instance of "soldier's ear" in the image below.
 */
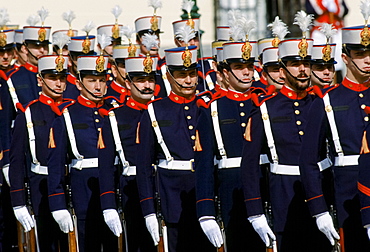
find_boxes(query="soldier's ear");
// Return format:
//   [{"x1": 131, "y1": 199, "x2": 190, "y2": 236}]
[
  {"x1": 341, "y1": 53, "x2": 349, "y2": 65},
  {"x1": 20, "y1": 44, "x2": 28, "y2": 55},
  {"x1": 75, "y1": 79, "x2": 83, "y2": 91}
]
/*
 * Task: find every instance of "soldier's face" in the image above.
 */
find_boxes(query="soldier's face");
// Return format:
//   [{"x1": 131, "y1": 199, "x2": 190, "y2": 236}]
[
  {"x1": 0, "y1": 48, "x2": 15, "y2": 69},
  {"x1": 224, "y1": 62, "x2": 254, "y2": 92},
  {"x1": 280, "y1": 60, "x2": 311, "y2": 91},
  {"x1": 264, "y1": 65, "x2": 284, "y2": 91},
  {"x1": 38, "y1": 73, "x2": 66, "y2": 100},
  {"x1": 126, "y1": 75, "x2": 155, "y2": 103},
  {"x1": 311, "y1": 64, "x2": 335, "y2": 87},
  {"x1": 167, "y1": 69, "x2": 197, "y2": 98},
  {"x1": 25, "y1": 43, "x2": 49, "y2": 65},
  {"x1": 342, "y1": 50, "x2": 370, "y2": 80},
  {"x1": 76, "y1": 75, "x2": 107, "y2": 103}
]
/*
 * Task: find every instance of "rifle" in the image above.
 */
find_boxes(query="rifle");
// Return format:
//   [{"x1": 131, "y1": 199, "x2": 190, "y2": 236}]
[
  {"x1": 215, "y1": 196, "x2": 226, "y2": 252},
  {"x1": 16, "y1": 181, "x2": 37, "y2": 252},
  {"x1": 66, "y1": 184, "x2": 79, "y2": 252},
  {"x1": 155, "y1": 191, "x2": 167, "y2": 252},
  {"x1": 264, "y1": 201, "x2": 277, "y2": 252},
  {"x1": 329, "y1": 205, "x2": 341, "y2": 252},
  {"x1": 116, "y1": 188, "x2": 128, "y2": 252}
]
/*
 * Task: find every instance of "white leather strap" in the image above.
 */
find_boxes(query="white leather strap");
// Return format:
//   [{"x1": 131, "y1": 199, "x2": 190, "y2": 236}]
[
  {"x1": 7, "y1": 78, "x2": 20, "y2": 111},
  {"x1": 24, "y1": 107, "x2": 39, "y2": 166},
  {"x1": 122, "y1": 166, "x2": 136, "y2": 176},
  {"x1": 334, "y1": 155, "x2": 359, "y2": 166},
  {"x1": 206, "y1": 74, "x2": 215, "y2": 90},
  {"x1": 70, "y1": 158, "x2": 98, "y2": 169},
  {"x1": 31, "y1": 163, "x2": 48, "y2": 175},
  {"x1": 160, "y1": 65, "x2": 171, "y2": 96},
  {"x1": 260, "y1": 103, "x2": 278, "y2": 165},
  {"x1": 158, "y1": 159, "x2": 194, "y2": 171},
  {"x1": 270, "y1": 157, "x2": 332, "y2": 175},
  {"x1": 217, "y1": 157, "x2": 241, "y2": 169},
  {"x1": 210, "y1": 100, "x2": 227, "y2": 159},
  {"x1": 147, "y1": 103, "x2": 173, "y2": 162},
  {"x1": 259, "y1": 154, "x2": 269, "y2": 165},
  {"x1": 63, "y1": 109, "x2": 84, "y2": 166}
]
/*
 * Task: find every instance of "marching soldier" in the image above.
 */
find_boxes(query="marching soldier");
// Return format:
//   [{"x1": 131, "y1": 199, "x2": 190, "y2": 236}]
[
  {"x1": 47, "y1": 54, "x2": 117, "y2": 252},
  {"x1": 300, "y1": 3, "x2": 370, "y2": 250},
  {"x1": 242, "y1": 11, "x2": 333, "y2": 251},
  {"x1": 99, "y1": 56, "x2": 158, "y2": 252},
  {"x1": 195, "y1": 30, "x2": 265, "y2": 250},
  {"x1": 136, "y1": 45, "x2": 214, "y2": 252},
  {"x1": 14, "y1": 29, "x2": 27, "y2": 66},
  {"x1": 9, "y1": 53, "x2": 71, "y2": 252}
]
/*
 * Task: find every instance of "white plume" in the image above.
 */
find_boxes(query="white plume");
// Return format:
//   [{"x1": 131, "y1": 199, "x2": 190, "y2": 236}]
[
  {"x1": 293, "y1": 10, "x2": 314, "y2": 33},
  {"x1": 62, "y1": 10, "x2": 76, "y2": 26},
  {"x1": 37, "y1": 7, "x2": 49, "y2": 24},
  {"x1": 227, "y1": 9, "x2": 242, "y2": 27},
  {"x1": 182, "y1": 0, "x2": 194, "y2": 14},
  {"x1": 82, "y1": 21, "x2": 95, "y2": 35},
  {"x1": 26, "y1": 15, "x2": 40, "y2": 26},
  {"x1": 268, "y1": 16, "x2": 289, "y2": 40},
  {"x1": 175, "y1": 25, "x2": 195, "y2": 45},
  {"x1": 111, "y1": 5, "x2": 122, "y2": 20},
  {"x1": 229, "y1": 17, "x2": 256, "y2": 41},
  {"x1": 142, "y1": 33, "x2": 159, "y2": 51},
  {"x1": 239, "y1": 17, "x2": 256, "y2": 41},
  {"x1": 0, "y1": 8, "x2": 10, "y2": 28},
  {"x1": 121, "y1": 25, "x2": 135, "y2": 41},
  {"x1": 52, "y1": 32, "x2": 71, "y2": 50},
  {"x1": 97, "y1": 33, "x2": 111, "y2": 50},
  {"x1": 361, "y1": 0, "x2": 370, "y2": 22},
  {"x1": 319, "y1": 23, "x2": 337, "y2": 40},
  {"x1": 148, "y1": 0, "x2": 162, "y2": 11}
]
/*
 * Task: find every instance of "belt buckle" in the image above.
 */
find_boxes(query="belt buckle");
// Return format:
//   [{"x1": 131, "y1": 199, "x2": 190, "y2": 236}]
[{"x1": 190, "y1": 159, "x2": 195, "y2": 172}]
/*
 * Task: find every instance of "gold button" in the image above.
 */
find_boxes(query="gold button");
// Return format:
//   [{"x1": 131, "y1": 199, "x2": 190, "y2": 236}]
[
  {"x1": 234, "y1": 94, "x2": 239, "y2": 98},
  {"x1": 131, "y1": 102, "x2": 135, "y2": 106},
  {"x1": 294, "y1": 102, "x2": 299, "y2": 106},
  {"x1": 47, "y1": 100, "x2": 52, "y2": 104},
  {"x1": 121, "y1": 89, "x2": 125, "y2": 93},
  {"x1": 296, "y1": 121, "x2": 301, "y2": 125},
  {"x1": 38, "y1": 91, "x2": 42, "y2": 95},
  {"x1": 191, "y1": 135, "x2": 196, "y2": 140},
  {"x1": 184, "y1": 106, "x2": 189, "y2": 110},
  {"x1": 94, "y1": 111, "x2": 98, "y2": 115},
  {"x1": 299, "y1": 131, "x2": 304, "y2": 135},
  {"x1": 244, "y1": 94, "x2": 248, "y2": 97},
  {"x1": 187, "y1": 116, "x2": 192, "y2": 120},
  {"x1": 240, "y1": 112, "x2": 245, "y2": 117},
  {"x1": 29, "y1": 67, "x2": 33, "y2": 70},
  {"x1": 189, "y1": 125, "x2": 194, "y2": 130},
  {"x1": 365, "y1": 117, "x2": 369, "y2": 122},
  {"x1": 86, "y1": 101, "x2": 91, "y2": 105},
  {"x1": 108, "y1": 70, "x2": 112, "y2": 74},
  {"x1": 240, "y1": 103, "x2": 244, "y2": 107},
  {"x1": 359, "y1": 93, "x2": 364, "y2": 98},
  {"x1": 295, "y1": 110, "x2": 300, "y2": 115},
  {"x1": 175, "y1": 97, "x2": 179, "y2": 101},
  {"x1": 95, "y1": 119, "x2": 100, "y2": 123},
  {"x1": 362, "y1": 104, "x2": 366, "y2": 109},
  {"x1": 241, "y1": 123, "x2": 246, "y2": 127},
  {"x1": 325, "y1": 105, "x2": 332, "y2": 112},
  {"x1": 109, "y1": 77, "x2": 113, "y2": 81}
]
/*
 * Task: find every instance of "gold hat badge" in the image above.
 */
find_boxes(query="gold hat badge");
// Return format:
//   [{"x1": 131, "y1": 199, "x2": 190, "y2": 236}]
[
  {"x1": 293, "y1": 11, "x2": 314, "y2": 59},
  {"x1": 360, "y1": 0, "x2": 370, "y2": 46},
  {"x1": 149, "y1": 0, "x2": 162, "y2": 31},
  {"x1": 37, "y1": 7, "x2": 49, "y2": 42},
  {"x1": 318, "y1": 23, "x2": 337, "y2": 62},
  {"x1": 0, "y1": 8, "x2": 10, "y2": 47},
  {"x1": 182, "y1": 0, "x2": 195, "y2": 29},
  {"x1": 82, "y1": 21, "x2": 95, "y2": 54},
  {"x1": 121, "y1": 25, "x2": 137, "y2": 57},
  {"x1": 96, "y1": 33, "x2": 110, "y2": 72},
  {"x1": 62, "y1": 10, "x2": 77, "y2": 37},
  {"x1": 111, "y1": 5, "x2": 122, "y2": 39},
  {"x1": 142, "y1": 33, "x2": 159, "y2": 72},
  {"x1": 52, "y1": 33, "x2": 70, "y2": 72},
  {"x1": 268, "y1": 16, "x2": 289, "y2": 48}
]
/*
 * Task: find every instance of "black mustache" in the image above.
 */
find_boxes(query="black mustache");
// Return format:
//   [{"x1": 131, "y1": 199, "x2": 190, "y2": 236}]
[{"x1": 139, "y1": 88, "x2": 154, "y2": 94}]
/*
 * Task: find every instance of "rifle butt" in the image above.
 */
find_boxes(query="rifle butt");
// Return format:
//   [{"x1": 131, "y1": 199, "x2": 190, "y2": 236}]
[
  {"x1": 217, "y1": 245, "x2": 225, "y2": 252},
  {"x1": 28, "y1": 227, "x2": 37, "y2": 252},
  {"x1": 157, "y1": 237, "x2": 164, "y2": 252},
  {"x1": 68, "y1": 231, "x2": 78, "y2": 252},
  {"x1": 118, "y1": 234, "x2": 123, "y2": 252},
  {"x1": 266, "y1": 247, "x2": 274, "y2": 252},
  {"x1": 17, "y1": 222, "x2": 25, "y2": 252}
]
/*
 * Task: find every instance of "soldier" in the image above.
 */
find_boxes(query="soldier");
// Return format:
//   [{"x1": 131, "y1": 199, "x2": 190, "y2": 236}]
[
  {"x1": 0, "y1": 30, "x2": 17, "y2": 76},
  {"x1": 10, "y1": 53, "x2": 71, "y2": 252},
  {"x1": 300, "y1": 5, "x2": 370, "y2": 251},
  {"x1": 242, "y1": 11, "x2": 333, "y2": 251},
  {"x1": 195, "y1": 34, "x2": 266, "y2": 251},
  {"x1": 47, "y1": 54, "x2": 117, "y2": 252},
  {"x1": 99, "y1": 56, "x2": 158, "y2": 252},
  {"x1": 136, "y1": 45, "x2": 214, "y2": 252},
  {"x1": 14, "y1": 29, "x2": 27, "y2": 66}
]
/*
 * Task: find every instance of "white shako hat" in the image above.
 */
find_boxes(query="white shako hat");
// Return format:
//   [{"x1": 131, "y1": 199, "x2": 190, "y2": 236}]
[
  {"x1": 125, "y1": 56, "x2": 158, "y2": 76},
  {"x1": 342, "y1": 26, "x2": 370, "y2": 51},
  {"x1": 53, "y1": 29, "x2": 78, "y2": 38},
  {"x1": 212, "y1": 41, "x2": 226, "y2": 57},
  {"x1": 216, "y1": 26, "x2": 230, "y2": 41},
  {"x1": 173, "y1": 18, "x2": 200, "y2": 38},
  {"x1": 217, "y1": 47, "x2": 224, "y2": 63},
  {"x1": 38, "y1": 55, "x2": 68, "y2": 74},
  {"x1": 165, "y1": 45, "x2": 198, "y2": 71},
  {"x1": 135, "y1": 16, "x2": 162, "y2": 35},
  {"x1": 258, "y1": 38, "x2": 275, "y2": 56},
  {"x1": 77, "y1": 55, "x2": 108, "y2": 75},
  {"x1": 311, "y1": 44, "x2": 336, "y2": 64},
  {"x1": 14, "y1": 29, "x2": 23, "y2": 44},
  {"x1": 23, "y1": 26, "x2": 51, "y2": 45},
  {"x1": 0, "y1": 30, "x2": 15, "y2": 49},
  {"x1": 223, "y1": 41, "x2": 258, "y2": 63},
  {"x1": 278, "y1": 38, "x2": 313, "y2": 61},
  {"x1": 261, "y1": 47, "x2": 279, "y2": 66},
  {"x1": 68, "y1": 36, "x2": 96, "y2": 55},
  {"x1": 97, "y1": 24, "x2": 123, "y2": 43},
  {"x1": 113, "y1": 44, "x2": 140, "y2": 63}
]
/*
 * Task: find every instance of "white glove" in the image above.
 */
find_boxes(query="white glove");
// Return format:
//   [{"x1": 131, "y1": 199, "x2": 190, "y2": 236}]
[
  {"x1": 322, "y1": 0, "x2": 338, "y2": 13},
  {"x1": 13, "y1": 206, "x2": 34, "y2": 232},
  {"x1": 2, "y1": 164, "x2": 10, "y2": 186},
  {"x1": 199, "y1": 216, "x2": 223, "y2": 248},
  {"x1": 52, "y1": 209, "x2": 74, "y2": 233},
  {"x1": 145, "y1": 213, "x2": 160, "y2": 246},
  {"x1": 103, "y1": 209, "x2": 122, "y2": 237},
  {"x1": 248, "y1": 214, "x2": 276, "y2": 247},
  {"x1": 316, "y1": 212, "x2": 340, "y2": 245},
  {"x1": 366, "y1": 225, "x2": 370, "y2": 240}
]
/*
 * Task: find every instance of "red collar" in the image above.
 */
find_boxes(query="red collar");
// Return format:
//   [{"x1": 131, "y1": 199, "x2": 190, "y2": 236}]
[
  {"x1": 260, "y1": 75, "x2": 268, "y2": 85},
  {"x1": 280, "y1": 86, "x2": 308, "y2": 100},
  {"x1": 67, "y1": 74, "x2": 77, "y2": 85},
  {"x1": 110, "y1": 81, "x2": 127, "y2": 95},
  {"x1": 226, "y1": 89, "x2": 252, "y2": 101},
  {"x1": 23, "y1": 62, "x2": 38, "y2": 73},
  {"x1": 342, "y1": 77, "x2": 370, "y2": 91},
  {"x1": 169, "y1": 92, "x2": 196, "y2": 104},
  {"x1": 77, "y1": 95, "x2": 104, "y2": 108},
  {"x1": 126, "y1": 97, "x2": 148, "y2": 110},
  {"x1": 39, "y1": 94, "x2": 63, "y2": 106}
]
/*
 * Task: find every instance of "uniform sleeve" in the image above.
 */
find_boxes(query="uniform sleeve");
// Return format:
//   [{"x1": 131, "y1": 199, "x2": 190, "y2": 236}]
[
  {"x1": 98, "y1": 116, "x2": 118, "y2": 210},
  {"x1": 136, "y1": 110, "x2": 156, "y2": 216},
  {"x1": 47, "y1": 115, "x2": 69, "y2": 212},
  {"x1": 195, "y1": 105, "x2": 217, "y2": 219},
  {"x1": 9, "y1": 111, "x2": 27, "y2": 207},
  {"x1": 358, "y1": 142, "x2": 370, "y2": 226},
  {"x1": 241, "y1": 106, "x2": 266, "y2": 217},
  {"x1": 299, "y1": 98, "x2": 329, "y2": 216}
]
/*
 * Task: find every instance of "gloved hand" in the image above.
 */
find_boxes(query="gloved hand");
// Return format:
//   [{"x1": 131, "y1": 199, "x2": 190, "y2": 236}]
[
  {"x1": 13, "y1": 206, "x2": 34, "y2": 232},
  {"x1": 199, "y1": 216, "x2": 223, "y2": 248},
  {"x1": 322, "y1": 0, "x2": 338, "y2": 13},
  {"x1": 103, "y1": 209, "x2": 122, "y2": 237},
  {"x1": 52, "y1": 209, "x2": 73, "y2": 233},
  {"x1": 316, "y1": 212, "x2": 340, "y2": 245},
  {"x1": 145, "y1": 213, "x2": 160, "y2": 246},
  {"x1": 366, "y1": 225, "x2": 370, "y2": 240},
  {"x1": 248, "y1": 214, "x2": 276, "y2": 247}
]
